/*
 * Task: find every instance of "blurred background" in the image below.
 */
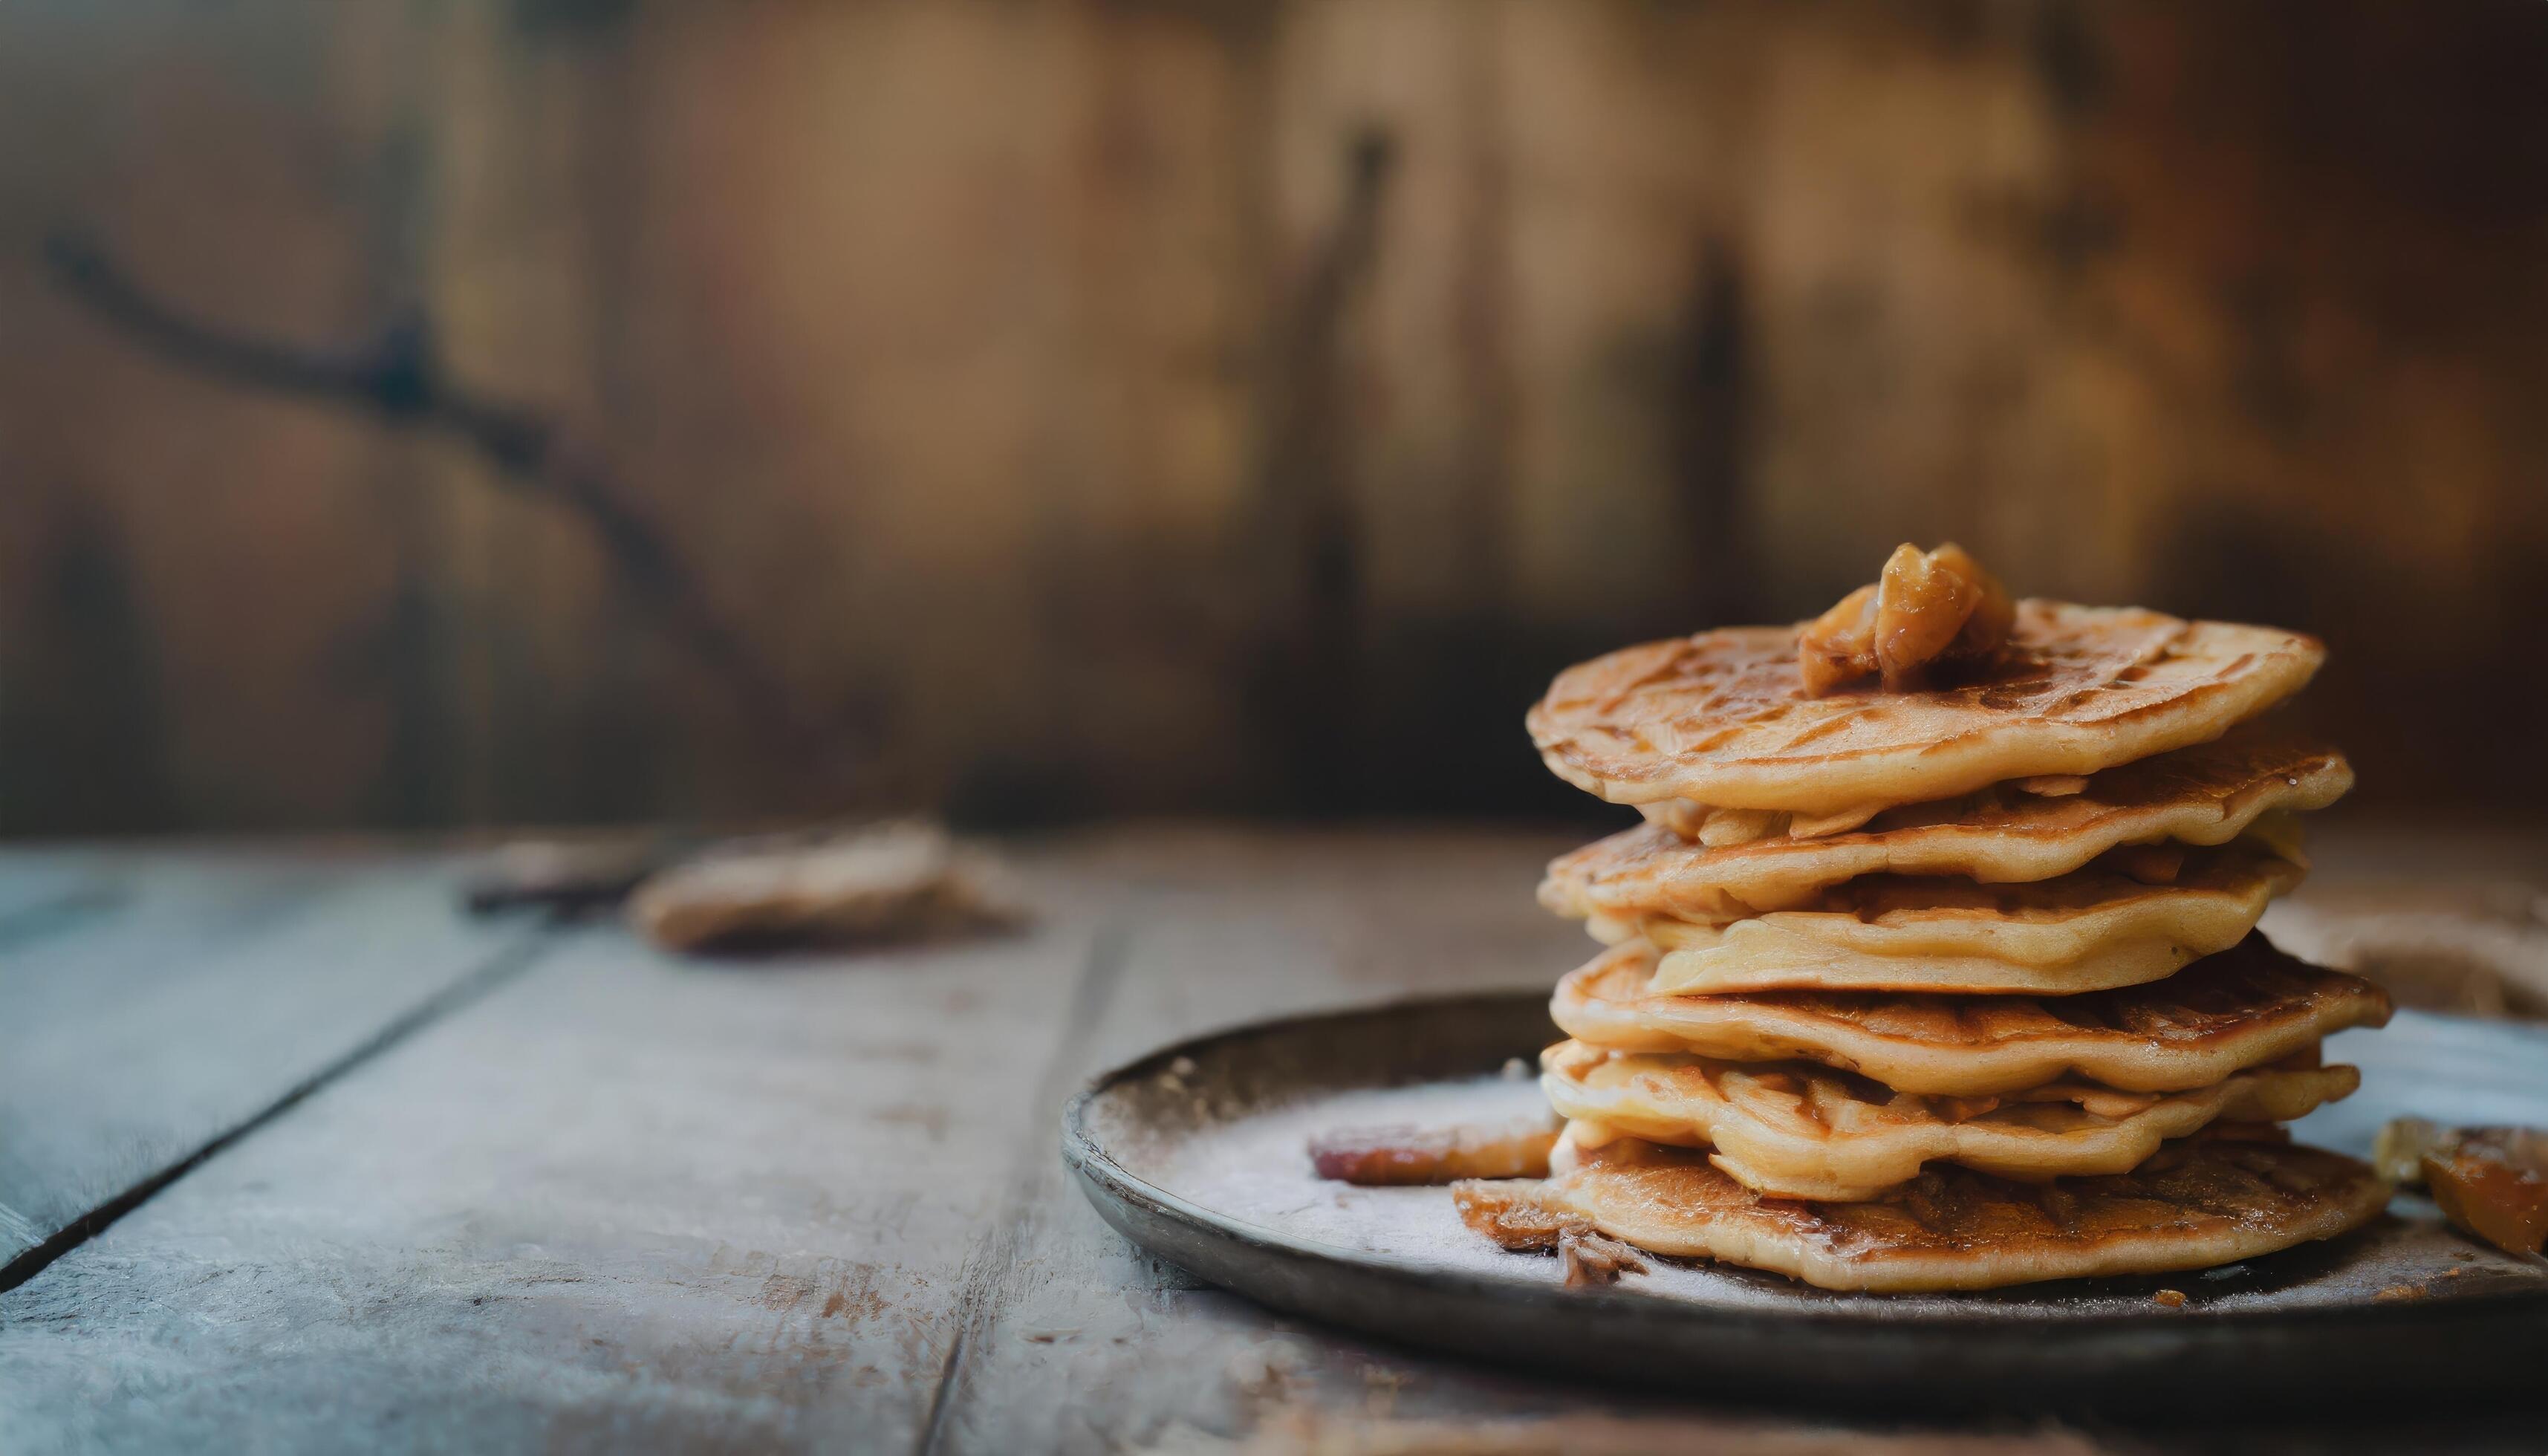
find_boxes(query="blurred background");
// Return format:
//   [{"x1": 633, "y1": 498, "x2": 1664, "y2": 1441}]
[{"x1": 3, "y1": 0, "x2": 2544, "y2": 839}]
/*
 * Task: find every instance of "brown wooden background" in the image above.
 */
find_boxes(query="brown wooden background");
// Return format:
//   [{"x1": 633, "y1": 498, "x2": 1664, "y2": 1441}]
[{"x1": 4, "y1": 0, "x2": 2545, "y2": 836}]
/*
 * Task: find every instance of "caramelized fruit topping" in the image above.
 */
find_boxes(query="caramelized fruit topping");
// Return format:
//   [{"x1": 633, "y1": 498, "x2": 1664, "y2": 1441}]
[
  {"x1": 1310, "y1": 1117, "x2": 1558, "y2": 1186},
  {"x1": 1800, "y1": 542, "x2": 2015, "y2": 695},
  {"x1": 2421, "y1": 1127, "x2": 2548, "y2": 1257}
]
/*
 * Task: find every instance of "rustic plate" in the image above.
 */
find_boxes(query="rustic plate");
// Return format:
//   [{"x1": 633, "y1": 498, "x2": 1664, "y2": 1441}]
[{"x1": 1062, "y1": 996, "x2": 2548, "y2": 1414}]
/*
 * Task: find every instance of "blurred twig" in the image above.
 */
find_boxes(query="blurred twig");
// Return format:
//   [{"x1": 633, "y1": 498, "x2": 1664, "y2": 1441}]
[
  {"x1": 42, "y1": 230, "x2": 849, "y2": 785},
  {"x1": 1247, "y1": 129, "x2": 1394, "y2": 812}
]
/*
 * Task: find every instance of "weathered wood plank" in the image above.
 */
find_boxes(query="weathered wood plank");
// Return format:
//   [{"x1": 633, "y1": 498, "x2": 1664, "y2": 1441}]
[
  {"x1": 4, "y1": 830, "x2": 2543, "y2": 1455},
  {"x1": 0, "y1": 831, "x2": 2074, "y2": 1453},
  {"x1": 13, "y1": 2, "x2": 2548, "y2": 835},
  {"x1": 915, "y1": 828, "x2": 1919, "y2": 1453},
  {"x1": 0, "y1": 865, "x2": 1113, "y2": 1454},
  {"x1": 0, "y1": 853, "x2": 538, "y2": 1272}
]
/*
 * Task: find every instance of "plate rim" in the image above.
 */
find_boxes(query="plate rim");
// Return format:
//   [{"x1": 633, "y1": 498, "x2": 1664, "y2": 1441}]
[{"x1": 1059, "y1": 987, "x2": 2548, "y2": 1335}]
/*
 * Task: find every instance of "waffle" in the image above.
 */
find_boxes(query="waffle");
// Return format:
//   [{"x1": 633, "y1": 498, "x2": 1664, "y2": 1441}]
[
  {"x1": 1515, "y1": 1134, "x2": 2388, "y2": 1292},
  {"x1": 1547, "y1": 724, "x2": 2350, "y2": 920},
  {"x1": 1599, "y1": 841, "x2": 2304, "y2": 995},
  {"x1": 1550, "y1": 936, "x2": 2392, "y2": 1095},
  {"x1": 1527, "y1": 602, "x2": 2322, "y2": 819},
  {"x1": 1541, "y1": 1039, "x2": 2354, "y2": 1201}
]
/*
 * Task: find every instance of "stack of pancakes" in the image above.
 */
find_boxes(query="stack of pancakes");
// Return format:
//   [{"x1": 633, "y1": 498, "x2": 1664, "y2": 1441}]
[{"x1": 1509, "y1": 578, "x2": 2396, "y2": 1292}]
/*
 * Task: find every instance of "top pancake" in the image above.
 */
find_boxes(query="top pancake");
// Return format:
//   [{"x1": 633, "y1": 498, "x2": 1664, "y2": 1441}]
[
  {"x1": 1543, "y1": 724, "x2": 2350, "y2": 920},
  {"x1": 1528, "y1": 602, "x2": 2324, "y2": 817}
]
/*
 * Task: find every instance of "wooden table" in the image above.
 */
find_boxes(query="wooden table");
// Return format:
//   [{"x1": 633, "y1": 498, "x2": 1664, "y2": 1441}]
[{"x1": 4, "y1": 826, "x2": 2545, "y2": 1455}]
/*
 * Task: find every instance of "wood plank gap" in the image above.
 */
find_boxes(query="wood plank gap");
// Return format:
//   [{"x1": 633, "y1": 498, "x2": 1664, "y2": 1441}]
[
  {"x1": 0, "y1": 926, "x2": 561, "y2": 1296},
  {"x1": 915, "y1": 915, "x2": 1135, "y2": 1456}
]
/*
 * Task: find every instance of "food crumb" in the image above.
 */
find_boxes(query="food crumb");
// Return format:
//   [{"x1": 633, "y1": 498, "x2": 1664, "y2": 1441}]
[
  {"x1": 1454, "y1": 1180, "x2": 1575, "y2": 1250},
  {"x1": 1500, "y1": 1056, "x2": 1532, "y2": 1081},
  {"x1": 1559, "y1": 1226, "x2": 1650, "y2": 1287},
  {"x1": 2151, "y1": 1289, "x2": 2187, "y2": 1308},
  {"x1": 1169, "y1": 1056, "x2": 1197, "y2": 1076},
  {"x1": 1362, "y1": 1362, "x2": 1409, "y2": 1417},
  {"x1": 1225, "y1": 1342, "x2": 1301, "y2": 1397},
  {"x1": 2373, "y1": 1283, "x2": 2425, "y2": 1302}
]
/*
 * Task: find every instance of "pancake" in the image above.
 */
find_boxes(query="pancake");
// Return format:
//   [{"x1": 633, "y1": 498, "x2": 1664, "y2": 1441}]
[
  {"x1": 1514, "y1": 1134, "x2": 2388, "y2": 1291},
  {"x1": 628, "y1": 822, "x2": 1019, "y2": 951},
  {"x1": 1540, "y1": 1041, "x2": 2356, "y2": 1201},
  {"x1": 1550, "y1": 936, "x2": 2392, "y2": 1095},
  {"x1": 1596, "y1": 841, "x2": 2304, "y2": 996},
  {"x1": 1527, "y1": 602, "x2": 2323, "y2": 819},
  {"x1": 1547, "y1": 724, "x2": 2350, "y2": 920}
]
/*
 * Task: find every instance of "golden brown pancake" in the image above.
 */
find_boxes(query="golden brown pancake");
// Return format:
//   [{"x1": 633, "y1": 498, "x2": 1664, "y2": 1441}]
[
  {"x1": 628, "y1": 822, "x2": 1018, "y2": 950},
  {"x1": 1527, "y1": 602, "x2": 2323, "y2": 819},
  {"x1": 1594, "y1": 841, "x2": 2303, "y2": 996},
  {"x1": 1545, "y1": 724, "x2": 2350, "y2": 920},
  {"x1": 1550, "y1": 936, "x2": 2391, "y2": 1095},
  {"x1": 1520, "y1": 1135, "x2": 2387, "y2": 1291},
  {"x1": 1541, "y1": 1040, "x2": 2355, "y2": 1201}
]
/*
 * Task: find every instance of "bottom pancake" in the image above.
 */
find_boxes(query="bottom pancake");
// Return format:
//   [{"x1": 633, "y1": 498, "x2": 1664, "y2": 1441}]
[{"x1": 1501, "y1": 1135, "x2": 2386, "y2": 1292}]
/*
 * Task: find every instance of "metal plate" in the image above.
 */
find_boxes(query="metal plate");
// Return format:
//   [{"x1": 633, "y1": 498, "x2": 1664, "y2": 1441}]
[{"x1": 1062, "y1": 996, "x2": 2548, "y2": 1414}]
